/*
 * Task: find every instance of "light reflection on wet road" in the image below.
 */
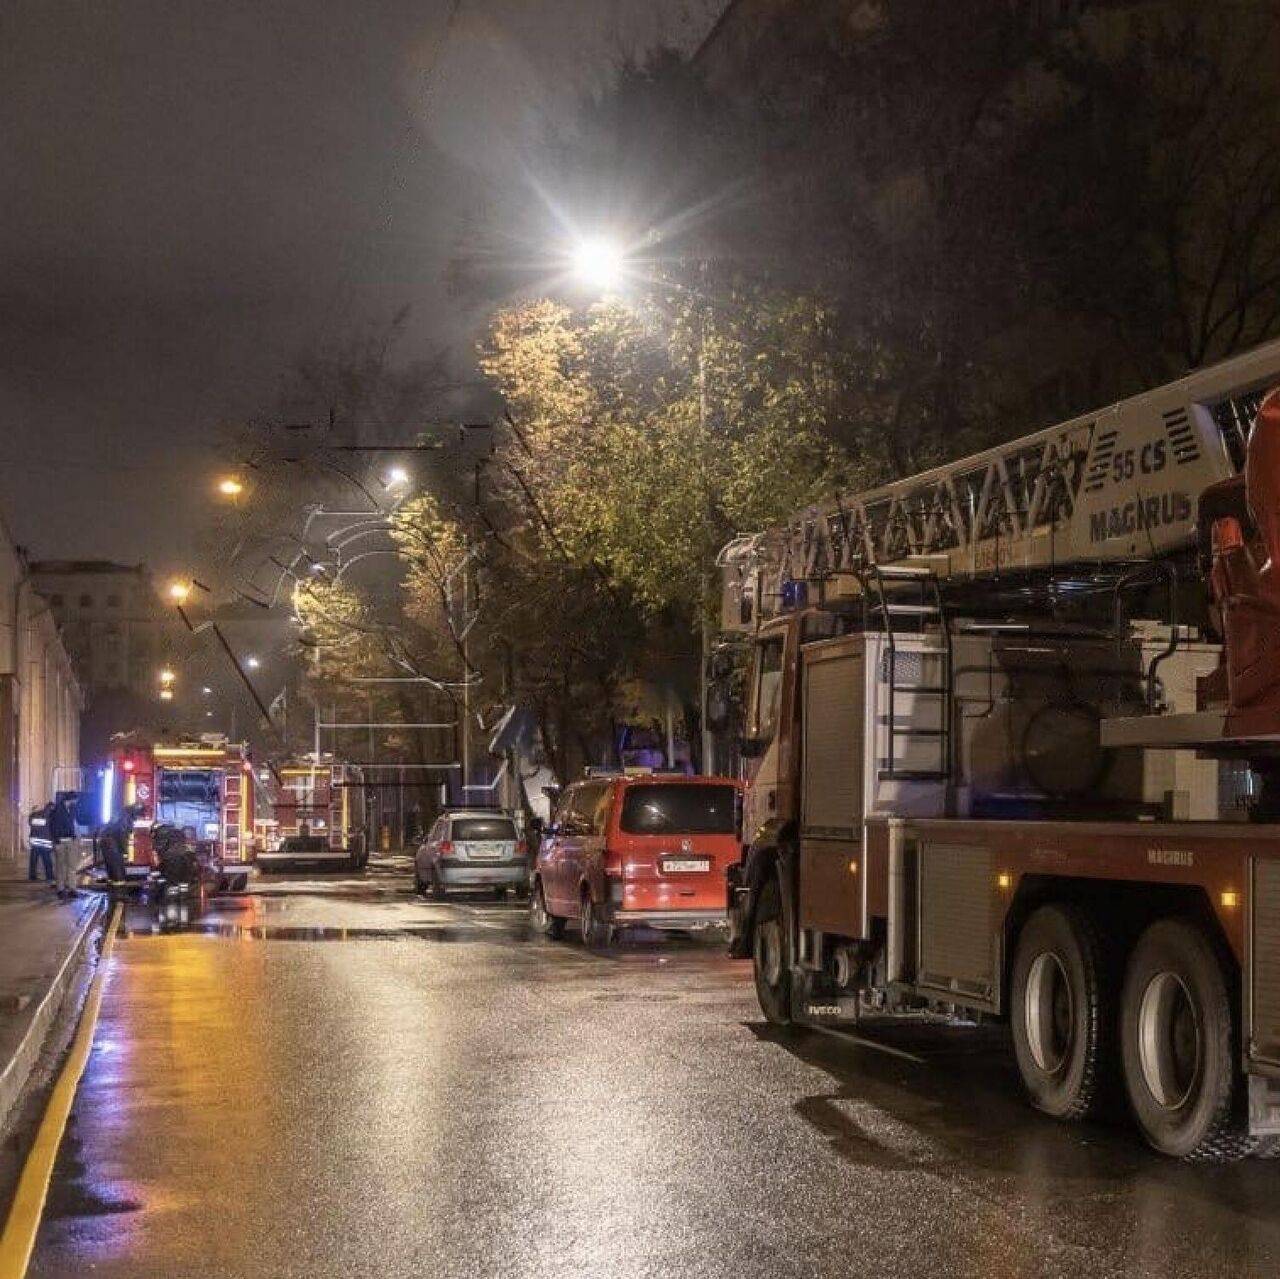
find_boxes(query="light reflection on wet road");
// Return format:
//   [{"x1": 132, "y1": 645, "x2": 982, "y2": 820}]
[{"x1": 23, "y1": 858, "x2": 1280, "y2": 1278}]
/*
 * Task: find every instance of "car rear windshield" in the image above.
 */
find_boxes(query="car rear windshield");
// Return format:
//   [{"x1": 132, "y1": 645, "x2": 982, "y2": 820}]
[
  {"x1": 619, "y1": 785, "x2": 737, "y2": 835},
  {"x1": 451, "y1": 817, "x2": 516, "y2": 841}
]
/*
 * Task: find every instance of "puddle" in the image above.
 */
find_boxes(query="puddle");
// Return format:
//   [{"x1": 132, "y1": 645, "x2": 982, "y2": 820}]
[{"x1": 119, "y1": 922, "x2": 530, "y2": 943}]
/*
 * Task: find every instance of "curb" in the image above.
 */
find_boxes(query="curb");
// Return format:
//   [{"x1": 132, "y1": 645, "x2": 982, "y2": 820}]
[{"x1": 0, "y1": 898, "x2": 107, "y2": 1138}]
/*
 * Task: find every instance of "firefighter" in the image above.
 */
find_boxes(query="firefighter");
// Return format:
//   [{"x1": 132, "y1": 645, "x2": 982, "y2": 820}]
[
  {"x1": 99, "y1": 803, "x2": 143, "y2": 890},
  {"x1": 27, "y1": 803, "x2": 54, "y2": 884},
  {"x1": 50, "y1": 793, "x2": 80, "y2": 900}
]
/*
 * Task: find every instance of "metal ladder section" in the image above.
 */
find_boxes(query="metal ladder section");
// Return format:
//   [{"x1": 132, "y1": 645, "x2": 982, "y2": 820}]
[{"x1": 864, "y1": 564, "x2": 953, "y2": 782}]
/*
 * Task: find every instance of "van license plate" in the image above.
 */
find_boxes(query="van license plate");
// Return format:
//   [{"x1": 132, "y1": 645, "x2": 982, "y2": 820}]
[{"x1": 662, "y1": 857, "x2": 710, "y2": 874}]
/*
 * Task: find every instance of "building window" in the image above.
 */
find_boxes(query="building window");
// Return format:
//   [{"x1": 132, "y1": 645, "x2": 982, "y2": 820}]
[{"x1": 78, "y1": 594, "x2": 92, "y2": 608}]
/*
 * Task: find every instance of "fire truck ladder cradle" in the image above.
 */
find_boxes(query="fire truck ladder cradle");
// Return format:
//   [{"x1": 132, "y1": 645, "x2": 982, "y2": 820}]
[{"x1": 863, "y1": 563, "x2": 953, "y2": 783}]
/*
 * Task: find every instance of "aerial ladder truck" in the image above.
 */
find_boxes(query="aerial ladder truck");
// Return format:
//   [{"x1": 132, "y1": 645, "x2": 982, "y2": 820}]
[{"x1": 719, "y1": 337, "x2": 1280, "y2": 1158}]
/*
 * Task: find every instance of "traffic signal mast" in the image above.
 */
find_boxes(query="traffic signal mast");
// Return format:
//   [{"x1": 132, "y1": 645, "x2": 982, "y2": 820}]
[{"x1": 721, "y1": 337, "x2": 1280, "y2": 1159}]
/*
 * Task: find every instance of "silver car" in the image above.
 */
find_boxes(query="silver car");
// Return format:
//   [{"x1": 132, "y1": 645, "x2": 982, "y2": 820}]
[{"x1": 414, "y1": 810, "x2": 528, "y2": 899}]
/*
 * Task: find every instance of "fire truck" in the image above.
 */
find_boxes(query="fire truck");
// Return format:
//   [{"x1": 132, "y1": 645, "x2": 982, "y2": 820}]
[
  {"x1": 255, "y1": 761, "x2": 370, "y2": 873},
  {"x1": 719, "y1": 338, "x2": 1280, "y2": 1158},
  {"x1": 100, "y1": 737, "x2": 255, "y2": 891}
]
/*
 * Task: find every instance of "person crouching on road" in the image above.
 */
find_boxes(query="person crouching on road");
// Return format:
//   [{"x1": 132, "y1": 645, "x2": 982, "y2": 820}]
[
  {"x1": 99, "y1": 803, "x2": 142, "y2": 891},
  {"x1": 27, "y1": 803, "x2": 54, "y2": 885},
  {"x1": 50, "y1": 794, "x2": 80, "y2": 900}
]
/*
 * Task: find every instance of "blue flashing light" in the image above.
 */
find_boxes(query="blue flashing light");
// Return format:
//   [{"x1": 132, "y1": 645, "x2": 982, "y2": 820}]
[
  {"x1": 100, "y1": 763, "x2": 115, "y2": 826},
  {"x1": 780, "y1": 579, "x2": 808, "y2": 610}
]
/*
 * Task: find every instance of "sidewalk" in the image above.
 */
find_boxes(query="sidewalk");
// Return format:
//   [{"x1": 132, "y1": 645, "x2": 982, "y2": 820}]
[{"x1": 0, "y1": 855, "x2": 105, "y2": 1134}]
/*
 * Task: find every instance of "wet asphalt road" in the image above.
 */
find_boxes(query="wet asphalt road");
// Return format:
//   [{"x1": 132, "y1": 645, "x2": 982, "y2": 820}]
[{"x1": 21, "y1": 857, "x2": 1280, "y2": 1278}]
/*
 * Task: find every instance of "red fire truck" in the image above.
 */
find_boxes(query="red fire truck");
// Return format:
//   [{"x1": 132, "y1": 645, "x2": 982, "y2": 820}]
[
  {"x1": 720, "y1": 338, "x2": 1280, "y2": 1158},
  {"x1": 256, "y1": 761, "x2": 370, "y2": 873},
  {"x1": 99, "y1": 737, "x2": 255, "y2": 891}
]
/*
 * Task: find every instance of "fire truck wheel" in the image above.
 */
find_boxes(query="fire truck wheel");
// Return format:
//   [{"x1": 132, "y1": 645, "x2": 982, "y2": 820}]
[
  {"x1": 1121, "y1": 918, "x2": 1241, "y2": 1160},
  {"x1": 531, "y1": 881, "x2": 565, "y2": 939},
  {"x1": 1011, "y1": 904, "x2": 1109, "y2": 1120},
  {"x1": 752, "y1": 874, "x2": 792, "y2": 1027}
]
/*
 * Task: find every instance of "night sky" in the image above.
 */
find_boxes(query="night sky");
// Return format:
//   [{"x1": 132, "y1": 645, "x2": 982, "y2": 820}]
[{"x1": 0, "y1": 0, "x2": 725, "y2": 578}]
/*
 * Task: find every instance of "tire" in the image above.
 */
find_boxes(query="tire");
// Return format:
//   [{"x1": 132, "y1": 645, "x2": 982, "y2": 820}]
[
  {"x1": 514, "y1": 881, "x2": 529, "y2": 902},
  {"x1": 1010, "y1": 904, "x2": 1110, "y2": 1120},
  {"x1": 752, "y1": 874, "x2": 792, "y2": 1026},
  {"x1": 579, "y1": 890, "x2": 612, "y2": 948},
  {"x1": 1120, "y1": 917, "x2": 1247, "y2": 1161},
  {"x1": 531, "y1": 881, "x2": 565, "y2": 939},
  {"x1": 492, "y1": 885, "x2": 509, "y2": 901},
  {"x1": 413, "y1": 870, "x2": 426, "y2": 896}
]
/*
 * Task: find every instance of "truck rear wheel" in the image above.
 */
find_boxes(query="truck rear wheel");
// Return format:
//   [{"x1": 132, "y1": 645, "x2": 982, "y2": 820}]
[
  {"x1": 753, "y1": 875, "x2": 792, "y2": 1026},
  {"x1": 1011, "y1": 904, "x2": 1109, "y2": 1120},
  {"x1": 1120, "y1": 918, "x2": 1244, "y2": 1160}
]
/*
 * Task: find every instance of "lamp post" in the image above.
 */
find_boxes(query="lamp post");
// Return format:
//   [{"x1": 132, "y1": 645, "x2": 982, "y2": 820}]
[{"x1": 562, "y1": 232, "x2": 717, "y2": 774}]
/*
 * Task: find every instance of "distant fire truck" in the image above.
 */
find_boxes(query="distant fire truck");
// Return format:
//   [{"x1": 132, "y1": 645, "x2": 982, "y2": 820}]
[
  {"x1": 99, "y1": 737, "x2": 255, "y2": 891},
  {"x1": 256, "y1": 761, "x2": 370, "y2": 873}
]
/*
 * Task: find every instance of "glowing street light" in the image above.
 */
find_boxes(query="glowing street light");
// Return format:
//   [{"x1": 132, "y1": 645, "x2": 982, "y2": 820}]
[
  {"x1": 159, "y1": 688, "x2": 174, "y2": 702},
  {"x1": 384, "y1": 466, "x2": 410, "y2": 488},
  {"x1": 202, "y1": 686, "x2": 213, "y2": 696},
  {"x1": 245, "y1": 655, "x2": 261, "y2": 671},
  {"x1": 218, "y1": 477, "x2": 244, "y2": 498},
  {"x1": 570, "y1": 236, "x2": 627, "y2": 293},
  {"x1": 167, "y1": 580, "x2": 191, "y2": 604},
  {"x1": 159, "y1": 668, "x2": 176, "y2": 685}
]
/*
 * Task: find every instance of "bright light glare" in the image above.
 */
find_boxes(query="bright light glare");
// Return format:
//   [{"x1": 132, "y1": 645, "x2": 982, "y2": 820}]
[
  {"x1": 159, "y1": 668, "x2": 176, "y2": 684},
  {"x1": 385, "y1": 467, "x2": 410, "y2": 488},
  {"x1": 159, "y1": 688, "x2": 174, "y2": 702},
  {"x1": 168, "y1": 580, "x2": 190, "y2": 603},
  {"x1": 570, "y1": 237, "x2": 626, "y2": 293},
  {"x1": 245, "y1": 656, "x2": 261, "y2": 670},
  {"x1": 202, "y1": 686, "x2": 212, "y2": 696},
  {"x1": 218, "y1": 477, "x2": 244, "y2": 497}
]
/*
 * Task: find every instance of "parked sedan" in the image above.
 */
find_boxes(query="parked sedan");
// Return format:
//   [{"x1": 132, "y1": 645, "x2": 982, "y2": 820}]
[
  {"x1": 414, "y1": 810, "x2": 528, "y2": 899},
  {"x1": 531, "y1": 774, "x2": 741, "y2": 946}
]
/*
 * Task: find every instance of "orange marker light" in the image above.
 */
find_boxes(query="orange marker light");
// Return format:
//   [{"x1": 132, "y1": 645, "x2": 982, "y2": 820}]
[
  {"x1": 1221, "y1": 890, "x2": 1239, "y2": 909},
  {"x1": 997, "y1": 872, "x2": 1013, "y2": 890},
  {"x1": 848, "y1": 860, "x2": 858, "y2": 876}
]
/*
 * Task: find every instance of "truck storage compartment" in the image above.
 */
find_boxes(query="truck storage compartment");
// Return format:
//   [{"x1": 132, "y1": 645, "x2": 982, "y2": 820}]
[
  {"x1": 916, "y1": 842, "x2": 998, "y2": 1008},
  {"x1": 1252, "y1": 858, "x2": 1280, "y2": 1069}
]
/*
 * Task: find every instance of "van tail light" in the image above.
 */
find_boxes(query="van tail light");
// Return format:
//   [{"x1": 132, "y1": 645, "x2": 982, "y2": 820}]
[{"x1": 438, "y1": 839, "x2": 454, "y2": 855}]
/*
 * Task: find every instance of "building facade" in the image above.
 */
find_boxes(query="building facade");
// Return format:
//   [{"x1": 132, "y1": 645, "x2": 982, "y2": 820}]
[{"x1": 0, "y1": 528, "x2": 83, "y2": 862}]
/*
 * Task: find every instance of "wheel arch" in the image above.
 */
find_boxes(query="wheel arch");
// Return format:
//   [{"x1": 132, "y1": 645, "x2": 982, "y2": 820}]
[{"x1": 1002, "y1": 875, "x2": 1239, "y2": 1017}]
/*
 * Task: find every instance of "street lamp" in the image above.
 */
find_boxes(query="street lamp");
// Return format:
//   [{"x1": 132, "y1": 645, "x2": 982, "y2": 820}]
[
  {"x1": 159, "y1": 668, "x2": 176, "y2": 685},
  {"x1": 167, "y1": 580, "x2": 191, "y2": 604},
  {"x1": 570, "y1": 236, "x2": 627, "y2": 293},
  {"x1": 159, "y1": 688, "x2": 174, "y2": 702},
  {"x1": 384, "y1": 466, "x2": 410, "y2": 489},
  {"x1": 245, "y1": 656, "x2": 261, "y2": 671},
  {"x1": 218, "y1": 477, "x2": 244, "y2": 498}
]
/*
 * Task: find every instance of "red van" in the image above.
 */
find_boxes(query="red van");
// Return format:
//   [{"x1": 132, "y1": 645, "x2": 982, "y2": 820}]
[{"x1": 531, "y1": 774, "x2": 742, "y2": 945}]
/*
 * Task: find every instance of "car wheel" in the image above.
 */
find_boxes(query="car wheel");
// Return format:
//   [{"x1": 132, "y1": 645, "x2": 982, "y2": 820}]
[
  {"x1": 1120, "y1": 917, "x2": 1249, "y2": 1160},
  {"x1": 493, "y1": 885, "x2": 509, "y2": 901},
  {"x1": 514, "y1": 880, "x2": 529, "y2": 901},
  {"x1": 580, "y1": 890, "x2": 612, "y2": 948},
  {"x1": 753, "y1": 874, "x2": 791, "y2": 1026},
  {"x1": 1010, "y1": 904, "x2": 1111, "y2": 1121},
  {"x1": 413, "y1": 870, "x2": 427, "y2": 896},
  {"x1": 531, "y1": 881, "x2": 565, "y2": 939}
]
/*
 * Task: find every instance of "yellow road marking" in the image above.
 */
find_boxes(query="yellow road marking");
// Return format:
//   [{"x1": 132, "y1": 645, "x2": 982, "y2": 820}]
[{"x1": 0, "y1": 903, "x2": 122, "y2": 1279}]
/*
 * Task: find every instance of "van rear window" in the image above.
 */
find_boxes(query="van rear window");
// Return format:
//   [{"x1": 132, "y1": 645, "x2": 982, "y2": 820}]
[
  {"x1": 620, "y1": 785, "x2": 737, "y2": 835},
  {"x1": 451, "y1": 817, "x2": 516, "y2": 841}
]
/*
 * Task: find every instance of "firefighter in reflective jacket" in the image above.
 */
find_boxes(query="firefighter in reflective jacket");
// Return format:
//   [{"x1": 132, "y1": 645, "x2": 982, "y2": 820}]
[{"x1": 27, "y1": 804, "x2": 54, "y2": 883}]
